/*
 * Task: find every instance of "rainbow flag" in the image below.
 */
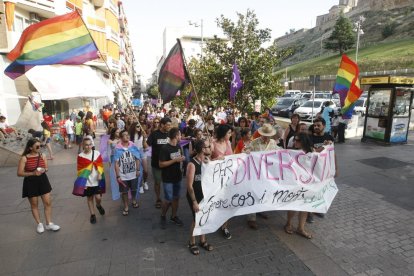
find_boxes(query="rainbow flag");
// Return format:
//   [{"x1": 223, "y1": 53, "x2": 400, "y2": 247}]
[
  {"x1": 332, "y1": 54, "x2": 363, "y2": 118},
  {"x1": 5, "y1": 11, "x2": 98, "y2": 80},
  {"x1": 73, "y1": 151, "x2": 105, "y2": 196}
]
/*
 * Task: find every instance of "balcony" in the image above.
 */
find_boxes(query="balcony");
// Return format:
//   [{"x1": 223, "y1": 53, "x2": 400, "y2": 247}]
[{"x1": 16, "y1": 0, "x2": 56, "y2": 18}]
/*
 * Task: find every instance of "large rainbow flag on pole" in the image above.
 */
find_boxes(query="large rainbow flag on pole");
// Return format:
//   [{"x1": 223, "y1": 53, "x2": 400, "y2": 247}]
[
  {"x1": 332, "y1": 54, "x2": 363, "y2": 118},
  {"x1": 4, "y1": 11, "x2": 98, "y2": 80}
]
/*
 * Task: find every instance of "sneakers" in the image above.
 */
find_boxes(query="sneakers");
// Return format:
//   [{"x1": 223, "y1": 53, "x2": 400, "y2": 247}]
[
  {"x1": 96, "y1": 204, "x2": 105, "y2": 215},
  {"x1": 139, "y1": 186, "x2": 144, "y2": 194},
  {"x1": 36, "y1": 223, "x2": 44, "y2": 234},
  {"x1": 222, "y1": 227, "x2": 232, "y2": 240},
  {"x1": 143, "y1": 182, "x2": 149, "y2": 191},
  {"x1": 45, "y1": 222, "x2": 60, "y2": 232},
  {"x1": 90, "y1": 214, "x2": 96, "y2": 224},
  {"x1": 170, "y1": 216, "x2": 183, "y2": 226},
  {"x1": 160, "y1": 216, "x2": 167, "y2": 229}
]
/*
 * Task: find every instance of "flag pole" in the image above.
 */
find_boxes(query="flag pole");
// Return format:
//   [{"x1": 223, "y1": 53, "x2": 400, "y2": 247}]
[
  {"x1": 177, "y1": 38, "x2": 213, "y2": 138},
  {"x1": 75, "y1": 9, "x2": 145, "y2": 135},
  {"x1": 176, "y1": 38, "x2": 201, "y2": 106}
]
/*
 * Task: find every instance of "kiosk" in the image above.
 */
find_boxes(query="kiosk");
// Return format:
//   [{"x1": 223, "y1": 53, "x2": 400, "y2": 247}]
[{"x1": 361, "y1": 76, "x2": 413, "y2": 144}]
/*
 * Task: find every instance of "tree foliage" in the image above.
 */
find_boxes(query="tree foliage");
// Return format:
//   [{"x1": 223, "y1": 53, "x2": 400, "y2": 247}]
[
  {"x1": 181, "y1": 10, "x2": 285, "y2": 112},
  {"x1": 382, "y1": 21, "x2": 398, "y2": 38},
  {"x1": 324, "y1": 14, "x2": 356, "y2": 55}
]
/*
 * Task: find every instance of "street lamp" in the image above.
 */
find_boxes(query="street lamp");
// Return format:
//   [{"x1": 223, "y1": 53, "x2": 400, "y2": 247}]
[
  {"x1": 354, "y1": 15, "x2": 365, "y2": 63},
  {"x1": 188, "y1": 19, "x2": 204, "y2": 57}
]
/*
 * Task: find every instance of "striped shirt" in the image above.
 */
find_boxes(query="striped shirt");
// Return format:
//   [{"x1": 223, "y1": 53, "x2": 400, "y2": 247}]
[{"x1": 24, "y1": 155, "x2": 46, "y2": 172}]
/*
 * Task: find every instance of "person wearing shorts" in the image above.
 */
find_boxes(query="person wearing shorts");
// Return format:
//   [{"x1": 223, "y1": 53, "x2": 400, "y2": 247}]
[
  {"x1": 114, "y1": 130, "x2": 141, "y2": 216},
  {"x1": 75, "y1": 116, "x2": 83, "y2": 153},
  {"x1": 159, "y1": 127, "x2": 185, "y2": 229},
  {"x1": 73, "y1": 138, "x2": 106, "y2": 224},
  {"x1": 146, "y1": 117, "x2": 171, "y2": 208}
]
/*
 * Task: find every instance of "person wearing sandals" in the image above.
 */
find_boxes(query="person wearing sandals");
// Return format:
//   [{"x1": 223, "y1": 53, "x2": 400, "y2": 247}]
[
  {"x1": 186, "y1": 139, "x2": 214, "y2": 255},
  {"x1": 147, "y1": 117, "x2": 172, "y2": 209},
  {"x1": 17, "y1": 138, "x2": 60, "y2": 234},
  {"x1": 159, "y1": 127, "x2": 185, "y2": 229},
  {"x1": 73, "y1": 137, "x2": 106, "y2": 224},
  {"x1": 210, "y1": 124, "x2": 234, "y2": 239},
  {"x1": 114, "y1": 130, "x2": 142, "y2": 216},
  {"x1": 284, "y1": 133, "x2": 313, "y2": 239}
]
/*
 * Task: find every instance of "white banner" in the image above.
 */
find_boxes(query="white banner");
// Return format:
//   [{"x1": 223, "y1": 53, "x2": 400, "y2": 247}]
[{"x1": 194, "y1": 146, "x2": 338, "y2": 235}]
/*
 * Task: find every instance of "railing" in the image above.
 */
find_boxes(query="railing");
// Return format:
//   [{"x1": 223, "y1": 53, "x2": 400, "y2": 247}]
[
  {"x1": 19, "y1": 0, "x2": 55, "y2": 10},
  {"x1": 289, "y1": 69, "x2": 414, "y2": 82}
]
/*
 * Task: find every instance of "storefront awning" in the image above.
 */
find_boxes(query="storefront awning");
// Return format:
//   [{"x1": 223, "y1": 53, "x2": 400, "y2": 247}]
[{"x1": 26, "y1": 65, "x2": 114, "y2": 101}]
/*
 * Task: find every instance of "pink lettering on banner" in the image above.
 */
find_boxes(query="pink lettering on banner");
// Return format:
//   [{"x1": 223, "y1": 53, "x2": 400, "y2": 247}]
[
  {"x1": 234, "y1": 158, "x2": 246, "y2": 185},
  {"x1": 249, "y1": 154, "x2": 264, "y2": 180},
  {"x1": 264, "y1": 151, "x2": 279, "y2": 181},
  {"x1": 327, "y1": 147, "x2": 336, "y2": 178},
  {"x1": 295, "y1": 152, "x2": 313, "y2": 184},
  {"x1": 278, "y1": 150, "x2": 297, "y2": 181}
]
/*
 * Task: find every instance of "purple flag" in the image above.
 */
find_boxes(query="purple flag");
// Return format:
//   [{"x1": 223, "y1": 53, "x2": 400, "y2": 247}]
[{"x1": 229, "y1": 63, "x2": 243, "y2": 102}]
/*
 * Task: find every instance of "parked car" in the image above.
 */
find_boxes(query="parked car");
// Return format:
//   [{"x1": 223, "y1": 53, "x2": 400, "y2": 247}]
[
  {"x1": 313, "y1": 93, "x2": 331, "y2": 99},
  {"x1": 271, "y1": 98, "x2": 307, "y2": 118},
  {"x1": 354, "y1": 98, "x2": 367, "y2": 115},
  {"x1": 294, "y1": 99, "x2": 336, "y2": 121}
]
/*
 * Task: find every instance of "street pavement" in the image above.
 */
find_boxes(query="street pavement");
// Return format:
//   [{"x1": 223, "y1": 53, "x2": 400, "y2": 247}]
[{"x1": 0, "y1": 130, "x2": 414, "y2": 276}]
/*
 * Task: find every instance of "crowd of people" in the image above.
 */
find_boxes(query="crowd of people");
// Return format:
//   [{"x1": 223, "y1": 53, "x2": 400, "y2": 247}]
[{"x1": 17, "y1": 101, "x2": 338, "y2": 256}]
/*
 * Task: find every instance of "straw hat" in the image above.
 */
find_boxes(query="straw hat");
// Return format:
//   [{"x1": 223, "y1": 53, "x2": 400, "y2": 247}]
[{"x1": 258, "y1": 123, "x2": 276, "y2": 137}]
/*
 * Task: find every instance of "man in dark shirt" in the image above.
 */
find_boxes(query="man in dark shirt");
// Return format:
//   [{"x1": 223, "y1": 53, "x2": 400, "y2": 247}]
[
  {"x1": 146, "y1": 117, "x2": 171, "y2": 208},
  {"x1": 311, "y1": 118, "x2": 334, "y2": 152},
  {"x1": 309, "y1": 117, "x2": 337, "y2": 221},
  {"x1": 159, "y1": 127, "x2": 185, "y2": 229}
]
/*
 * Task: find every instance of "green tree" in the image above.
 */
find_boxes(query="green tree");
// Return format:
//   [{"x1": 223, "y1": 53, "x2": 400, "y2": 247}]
[
  {"x1": 324, "y1": 14, "x2": 356, "y2": 55},
  {"x1": 147, "y1": 84, "x2": 159, "y2": 99},
  {"x1": 185, "y1": 10, "x2": 286, "y2": 112}
]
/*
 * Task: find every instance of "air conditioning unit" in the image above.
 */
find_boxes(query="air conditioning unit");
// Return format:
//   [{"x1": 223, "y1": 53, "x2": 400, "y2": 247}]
[{"x1": 29, "y1": 12, "x2": 40, "y2": 23}]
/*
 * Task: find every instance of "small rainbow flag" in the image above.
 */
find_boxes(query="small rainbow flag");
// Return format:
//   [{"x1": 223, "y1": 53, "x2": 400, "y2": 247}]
[
  {"x1": 333, "y1": 54, "x2": 363, "y2": 118},
  {"x1": 5, "y1": 11, "x2": 98, "y2": 79},
  {"x1": 73, "y1": 152, "x2": 105, "y2": 196}
]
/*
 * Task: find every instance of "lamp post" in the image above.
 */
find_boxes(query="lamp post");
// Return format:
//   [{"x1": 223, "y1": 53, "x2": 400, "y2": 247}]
[
  {"x1": 188, "y1": 19, "x2": 204, "y2": 57},
  {"x1": 354, "y1": 15, "x2": 365, "y2": 63}
]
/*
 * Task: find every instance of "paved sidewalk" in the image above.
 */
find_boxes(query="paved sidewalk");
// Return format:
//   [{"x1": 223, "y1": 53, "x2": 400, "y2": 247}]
[{"x1": 0, "y1": 131, "x2": 413, "y2": 275}]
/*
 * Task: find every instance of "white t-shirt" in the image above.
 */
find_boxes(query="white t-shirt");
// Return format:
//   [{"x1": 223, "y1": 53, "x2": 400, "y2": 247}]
[
  {"x1": 78, "y1": 150, "x2": 99, "y2": 187},
  {"x1": 118, "y1": 148, "x2": 138, "y2": 181},
  {"x1": 0, "y1": 122, "x2": 7, "y2": 129},
  {"x1": 65, "y1": 120, "x2": 74, "y2": 134}
]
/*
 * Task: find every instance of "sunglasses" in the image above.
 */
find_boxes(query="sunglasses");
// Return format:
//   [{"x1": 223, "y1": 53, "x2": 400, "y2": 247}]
[
  {"x1": 154, "y1": 121, "x2": 160, "y2": 124},
  {"x1": 35, "y1": 145, "x2": 40, "y2": 149}
]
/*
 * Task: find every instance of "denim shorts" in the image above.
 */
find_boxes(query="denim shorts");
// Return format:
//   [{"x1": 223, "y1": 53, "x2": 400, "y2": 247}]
[{"x1": 163, "y1": 181, "x2": 181, "y2": 201}]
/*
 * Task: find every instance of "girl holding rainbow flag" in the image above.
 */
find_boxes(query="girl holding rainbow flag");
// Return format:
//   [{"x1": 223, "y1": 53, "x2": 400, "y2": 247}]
[{"x1": 73, "y1": 137, "x2": 106, "y2": 224}]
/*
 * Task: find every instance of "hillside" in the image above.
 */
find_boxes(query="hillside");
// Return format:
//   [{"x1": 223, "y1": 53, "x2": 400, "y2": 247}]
[
  {"x1": 276, "y1": 6, "x2": 414, "y2": 77},
  {"x1": 276, "y1": 38, "x2": 414, "y2": 77}
]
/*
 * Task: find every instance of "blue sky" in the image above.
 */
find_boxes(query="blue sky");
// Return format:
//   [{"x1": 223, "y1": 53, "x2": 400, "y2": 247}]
[{"x1": 122, "y1": 0, "x2": 339, "y2": 81}]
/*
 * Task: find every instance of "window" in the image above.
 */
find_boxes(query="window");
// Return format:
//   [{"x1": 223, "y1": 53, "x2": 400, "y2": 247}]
[
  {"x1": 393, "y1": 90, "x2": 411, "y2": 117},
  {"x1": 367, "y1": 90, "x2": 391, "y2": 117},
  {"x1": 13, "y1": 16, "x2": 24, "y2": 32}
]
